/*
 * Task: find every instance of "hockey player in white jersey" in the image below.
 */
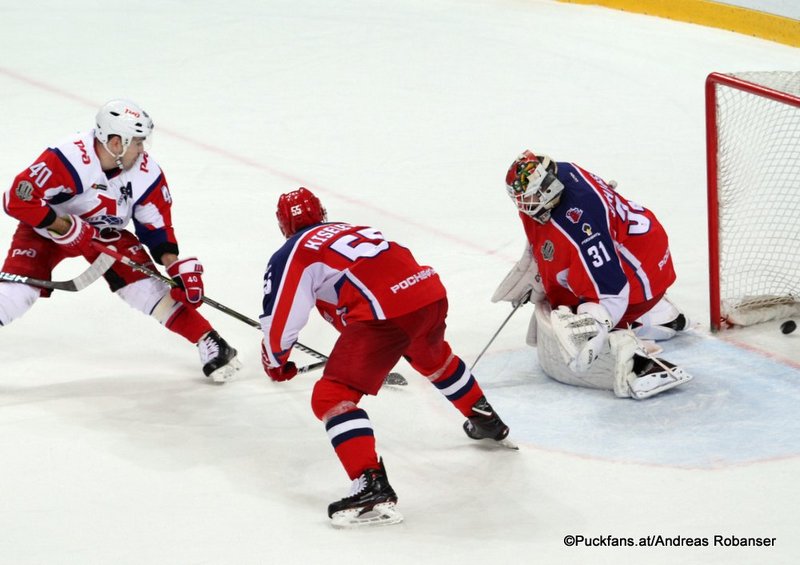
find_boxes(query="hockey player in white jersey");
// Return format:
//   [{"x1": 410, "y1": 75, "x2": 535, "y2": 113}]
[{"x1": 0, "y1": 99, "x2": 240, "y2": 382}]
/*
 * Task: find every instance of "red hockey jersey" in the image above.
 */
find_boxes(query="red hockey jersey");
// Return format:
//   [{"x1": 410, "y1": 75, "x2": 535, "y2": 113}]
[
  {"x1": 520, "y1": 162, "x2": 676, "y2": 326},
  {"x1": 259, "y1": 222, "x2": 446, "y2": 366}
]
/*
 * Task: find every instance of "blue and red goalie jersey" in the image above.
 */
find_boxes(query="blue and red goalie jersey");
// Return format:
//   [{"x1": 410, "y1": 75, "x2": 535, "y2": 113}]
[
  {"x1": 521, "y1": 162, "x2": 676, "y2": 326},
  {"x1": 260, "y1": 222, "x2": 447, "y2": 366}
]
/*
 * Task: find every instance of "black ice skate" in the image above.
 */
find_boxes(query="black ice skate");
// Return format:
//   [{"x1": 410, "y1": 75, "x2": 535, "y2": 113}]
[
  {"x1": 197, "y1": 330, "x2": 241, "y2": 383},
  {"x1": 327, "y1": 459, "x2": 403, "y2": 528},
  {"x1": 463, "y1": 396, "x2": 518, "y2": 450}
]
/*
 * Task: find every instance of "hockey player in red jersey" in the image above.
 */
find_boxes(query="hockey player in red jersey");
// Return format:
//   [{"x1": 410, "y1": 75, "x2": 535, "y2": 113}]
[
  {"x1": 0, "y1": 99, "x2": 240, "y2": 382},
  {"x1": 493, "y1": 150, "x2": 692, "y2": 399},
  {"x1": 260, "y1": 187, "x2": 513, "y2": 527}
]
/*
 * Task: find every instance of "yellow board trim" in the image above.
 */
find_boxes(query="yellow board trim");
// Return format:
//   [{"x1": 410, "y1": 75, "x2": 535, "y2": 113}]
[{"x1": 559, "y1": 0, "x2": 800, "y2": 47}]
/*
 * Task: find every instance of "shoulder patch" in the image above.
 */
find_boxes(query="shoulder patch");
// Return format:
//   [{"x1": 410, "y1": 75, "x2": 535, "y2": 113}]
[
  {"x1": 15, "y1": 180, "x2": 34, "y2": 201},
  {"x1": 541, "y1": 240, "x2": 555, "y2": 262}
]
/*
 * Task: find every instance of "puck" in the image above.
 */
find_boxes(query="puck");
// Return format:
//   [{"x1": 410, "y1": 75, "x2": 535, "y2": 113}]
[{"x1": 780, "y1": 320, "x2": 797, "y2": 335}]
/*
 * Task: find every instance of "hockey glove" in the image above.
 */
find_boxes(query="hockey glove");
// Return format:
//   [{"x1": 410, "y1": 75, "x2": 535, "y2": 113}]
[
  {"x1": 492, "y1": 245, "x2": 545, "y2": 306},
  {"x1": 166, "y1": 257, "x2": 205, "y2": 307},
  {"x1": 261, "y1": 341, "x2": 298, "y2": 382},
  {"x1": 551, "y1": 303, "x2": 613, "y2": 373},
  {"x1": 49, "y1": 214, "x2": 97, "y2": 257}
]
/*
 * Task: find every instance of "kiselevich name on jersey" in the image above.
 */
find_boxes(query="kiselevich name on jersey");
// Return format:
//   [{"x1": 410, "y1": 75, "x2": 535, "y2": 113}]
[
  {"x1": 390, "y1": 268, "x2": 436, "y2": 294},
  {"x1": 304, "y1": 223, "x2": 352, "y2": 250}
]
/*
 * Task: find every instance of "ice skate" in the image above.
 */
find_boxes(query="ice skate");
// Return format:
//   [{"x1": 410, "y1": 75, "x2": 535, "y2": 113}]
[
  {"x1": 463, "y1": 396, "x2": 518, "y2": 450},
  {"x1": 328, "y1": 459, "x2": 403, "y2": 528},
  {"x1": 197, "y1": 330, "x2": 241, "y2": 383},
  {"x1": 627, "y1": 354, "x2": 693, "y2": 399}
]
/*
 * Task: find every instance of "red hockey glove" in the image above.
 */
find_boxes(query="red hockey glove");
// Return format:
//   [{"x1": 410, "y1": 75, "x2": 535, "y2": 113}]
[
  {"x1": 267, "y1": 362, "x2": 298, "y2": 382},
  {"x1": 50, "y1": 214, "x2": 97, "y2": 257},
  {"x1": 261, "y1": 340, "x2": 298, "y2": 382},
  {"x1": 166, "y1": 257, "x2": 205, "y2": 307}
]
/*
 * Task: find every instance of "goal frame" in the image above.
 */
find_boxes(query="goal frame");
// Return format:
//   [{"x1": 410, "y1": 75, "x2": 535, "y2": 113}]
[{"x1": 706, "y1": 72, "x2": 800, "y2": 331}]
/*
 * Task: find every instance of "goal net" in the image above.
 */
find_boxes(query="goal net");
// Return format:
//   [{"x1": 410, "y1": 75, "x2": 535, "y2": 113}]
[{"x1": 706, "y1": 71, "x2": 800, "y2": 330}]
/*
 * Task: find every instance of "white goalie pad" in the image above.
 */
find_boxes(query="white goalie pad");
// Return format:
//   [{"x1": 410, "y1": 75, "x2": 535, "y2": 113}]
[
  {"x1": 536, "y1": 303, "x2": 692, "y2": 399},
  {"x1": 535, "y1": 302, "x2": 617, "y2": 391},
  {"x1": 632, "y1": 295, "x2": 688, "y2": 341},
  {"x1": 610, "y1": 331, "x2": 693, "y2": 399},
  {"x1": 492, "y1": 245, "x2": 545, "y2": 306},
  {"x1": 525, "y1": 307, "x2": 538, "y2": 346}
]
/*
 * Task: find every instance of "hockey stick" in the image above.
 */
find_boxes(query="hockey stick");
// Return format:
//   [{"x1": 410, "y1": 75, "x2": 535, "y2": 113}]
[
  {"x1": 91, "y1": 242, "x2": 408, "y2": 385},
  {"x1": 0, "y1": 253, "x2": 115, "y2": 292},
  {"x1": 470, "y1": 288, "x2": 532, "y2": 371}
]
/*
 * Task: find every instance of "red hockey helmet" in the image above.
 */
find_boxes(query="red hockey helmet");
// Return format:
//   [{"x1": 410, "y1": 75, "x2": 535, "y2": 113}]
[{"x1": 276, "y1": 187, "x2": 327, "y2": 237}]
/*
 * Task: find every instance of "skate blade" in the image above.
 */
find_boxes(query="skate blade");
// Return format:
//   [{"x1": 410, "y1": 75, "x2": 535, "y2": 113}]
[
  {"x1": 472, "y1": 436, "x2": 520, "y2": 450},
  {"x1": 330, "y1": 502, "x2": 404, "y2": 528},
  {"x1": 383, "y1": 372, "x2": 408, "y2": 387},
  {"x1": 209, "y1": 357, "x2": 243, "y2": 384}
]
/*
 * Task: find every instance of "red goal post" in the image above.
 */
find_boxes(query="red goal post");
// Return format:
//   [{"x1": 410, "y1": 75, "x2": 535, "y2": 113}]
[{"x1": 706, "y1": 71, "x2": 800, "y2": 331}]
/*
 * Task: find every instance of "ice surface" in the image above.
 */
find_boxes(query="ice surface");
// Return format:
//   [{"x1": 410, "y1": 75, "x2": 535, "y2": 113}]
[{"x1": 1, "y1": 1, "x2": 799, "y2": 563}]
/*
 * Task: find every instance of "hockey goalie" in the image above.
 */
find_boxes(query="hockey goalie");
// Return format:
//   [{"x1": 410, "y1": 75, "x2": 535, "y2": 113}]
[{"x1": 493, "y1": 150, "x2": 693, "y2": 399}]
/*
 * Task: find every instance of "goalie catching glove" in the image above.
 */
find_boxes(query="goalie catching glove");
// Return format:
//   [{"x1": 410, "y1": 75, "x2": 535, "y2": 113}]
[
  {"x1": 166, "y1": 257, "x2": 205, "y2": 307},
  {"x1": 551, "y1": 302, "x2": 614, "y2": 373},
  {"x1": 492, "y1": 245, "x2": 545, "y2": 307},
  {"x1": 261, "y1": 340, "x2": 298, "y2": 382}
]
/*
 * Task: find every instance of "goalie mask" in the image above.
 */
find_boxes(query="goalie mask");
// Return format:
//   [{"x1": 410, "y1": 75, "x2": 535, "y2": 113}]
[
  {"x1": 276, "y1": 187, "x2": 327, "y2": 237},
  {"x1": 95, "y1": 99, "x2": 154, "y2": 166},
  {"x1": 505, "y1": 150, "x2": 564, "y2": 223}
]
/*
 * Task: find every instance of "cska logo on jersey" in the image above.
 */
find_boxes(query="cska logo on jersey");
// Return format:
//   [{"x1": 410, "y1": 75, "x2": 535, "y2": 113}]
[{"x1": 566, "y1": 207, "x2": 583, "y2": 224}]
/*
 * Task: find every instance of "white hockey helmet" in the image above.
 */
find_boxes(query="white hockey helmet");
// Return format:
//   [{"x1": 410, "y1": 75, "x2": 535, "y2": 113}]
[
  {"x1": 505, "y1": 150, "x2": 564, "y2": 223},
  {"x1": 95, "y1": 99, "x2": 154, "y2": 156}
]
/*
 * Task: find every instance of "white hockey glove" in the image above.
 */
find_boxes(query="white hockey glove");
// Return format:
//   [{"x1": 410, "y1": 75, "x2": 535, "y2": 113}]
[
  {"x1": 550, "y1": 303, "x2": 614, "y2": 373},
  {"x1": 492, "y1": 245, "x2": 545, "y2": 307}
]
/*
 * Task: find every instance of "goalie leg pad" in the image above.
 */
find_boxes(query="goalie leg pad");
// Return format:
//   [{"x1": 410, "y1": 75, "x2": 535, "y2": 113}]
[
  {"x1": 535, "y1": 302, "x2": 616, "y2": 391},
  {"x1": 610, "y1": 331, "x2": 693, "y2": 399},
  {"x1": 525, "y1": 307, "x2": 538, "y2": 346},
  {"x1": 0, "y1": 282, "x2": 40, "y2": 326},
  {"x1": 632, "y1": 295, "x2": 689, "y2": 341},
  {"x1": 626, "y1": 356, "x2": 694, "y2": 400}
]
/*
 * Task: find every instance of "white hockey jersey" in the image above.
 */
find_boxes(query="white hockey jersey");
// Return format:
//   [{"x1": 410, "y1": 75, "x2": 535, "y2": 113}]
[{"x1": 3, "y1": 130, "x2": 179, "y2": 261}]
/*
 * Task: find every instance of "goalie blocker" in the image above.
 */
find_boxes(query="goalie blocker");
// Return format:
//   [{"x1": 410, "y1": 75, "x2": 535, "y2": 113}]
[{"x1": 540, "y1": 302, "x2": 692, "y2": 399}]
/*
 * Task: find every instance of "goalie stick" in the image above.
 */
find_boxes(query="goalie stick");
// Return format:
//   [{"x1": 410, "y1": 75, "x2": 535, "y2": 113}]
[
  {"x1": 0, "y1": 253, "x2": 115, "y2": 292},
  {"x1": 90, "y1": 242, "x2": 409, "y2": 385},
  {"x1": 470, "y1": 288, "x2": 532, "y2": 371}
]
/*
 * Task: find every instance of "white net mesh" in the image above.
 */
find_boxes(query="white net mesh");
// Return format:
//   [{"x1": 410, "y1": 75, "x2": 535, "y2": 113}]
[{"x1": 714, "y1": 71, "x2": 800, "y2": 326}]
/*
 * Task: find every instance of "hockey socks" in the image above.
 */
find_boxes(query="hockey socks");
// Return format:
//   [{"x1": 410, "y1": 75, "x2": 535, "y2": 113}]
[
  {"x1": 165, "y1": 303, "x2": 213, "y2": 344},
  {"x1": 325, "y1": 409, "x2": 380, "y2": 480},
  {"x1": 431, "y1": 357, "x2": 485, "y2": 418}
]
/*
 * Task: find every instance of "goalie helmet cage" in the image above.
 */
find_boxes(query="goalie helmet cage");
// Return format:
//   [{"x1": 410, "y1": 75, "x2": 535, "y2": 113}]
[{"x1": 706, "y1": 71, "x2": 800, "y2": 331}]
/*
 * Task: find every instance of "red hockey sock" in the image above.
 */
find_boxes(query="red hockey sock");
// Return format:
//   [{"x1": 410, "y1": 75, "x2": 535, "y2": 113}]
[
  {"x1": 432, "y1": 356, "x2": 485, "y2": 417},
  {"x1": 164, "y1": 304, "x2": 213, "y2": 344},
  {"x1": 325, "y1": 408, "x2": 380, "y2": 480}
]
